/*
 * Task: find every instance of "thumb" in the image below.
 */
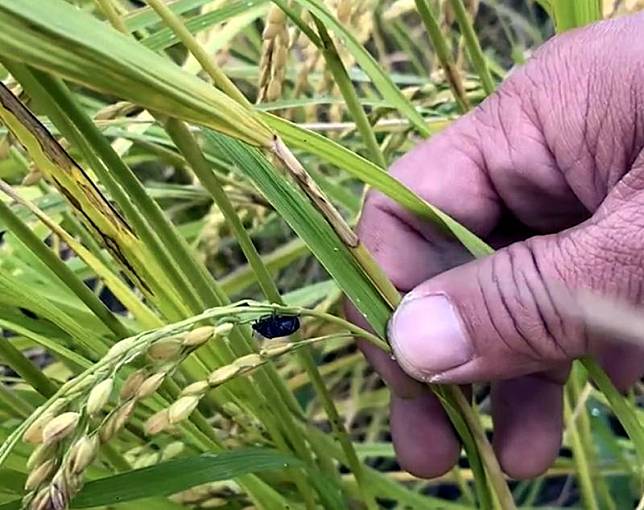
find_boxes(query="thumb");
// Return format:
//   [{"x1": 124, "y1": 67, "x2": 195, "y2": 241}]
[{"x1": 388, "y1": 231, "x2": 590, "y2": 384}]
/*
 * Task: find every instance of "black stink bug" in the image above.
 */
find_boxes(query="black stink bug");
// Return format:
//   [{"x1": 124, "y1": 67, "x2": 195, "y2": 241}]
[{"x1": 252, "y1": 313, "x2": 301, "y2": 339}]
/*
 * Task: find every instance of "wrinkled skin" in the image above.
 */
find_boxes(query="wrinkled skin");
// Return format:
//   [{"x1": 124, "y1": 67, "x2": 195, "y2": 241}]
[{"x1": 346, "y1": 14, "x2": 644, "y2": 479}]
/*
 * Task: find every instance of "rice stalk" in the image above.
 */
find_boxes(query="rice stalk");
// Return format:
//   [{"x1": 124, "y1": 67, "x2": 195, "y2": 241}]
[
  {"x1": 415, "y1": 0, "x2": 470, "y2": 112},
  {"x1": 563, "y1": 393, "x2": 600, "y2": 510},
  {"x1": 143, "y1": 0, "x2": 250, "y2": 107},
  {"x1": 151, "y1": 334, "x2": 352, "y2": 432},
  {"x1": 312, "y1": 16, "x2": 387, "y2": 167},
  {"x1": 446, "y1": 0, "x2": 494, "y2": 95},
  {"x1": 9, "y1": 303, "x2": 384, "y2": 509},
  {"x1": 94, "y1": 0, "x2": 128, "y2": 34},
  {"x1": 19, "y1": 322, "x2": 235, "y2": 509}
]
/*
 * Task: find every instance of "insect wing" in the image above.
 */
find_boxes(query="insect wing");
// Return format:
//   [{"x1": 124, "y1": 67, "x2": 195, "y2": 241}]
[{"x1": 252, "y1": 315, "x2": 300, "y2": 339}]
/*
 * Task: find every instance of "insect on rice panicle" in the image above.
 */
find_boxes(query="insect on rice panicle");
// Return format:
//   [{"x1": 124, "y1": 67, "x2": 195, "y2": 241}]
[{"x1": 252, "y1": 313, "x2": 301, "y2": 339}]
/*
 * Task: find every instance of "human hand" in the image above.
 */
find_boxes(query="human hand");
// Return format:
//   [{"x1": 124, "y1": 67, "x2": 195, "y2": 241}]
[{"x1": 346, "y1": 13, "x2": 644, "y2": 479}]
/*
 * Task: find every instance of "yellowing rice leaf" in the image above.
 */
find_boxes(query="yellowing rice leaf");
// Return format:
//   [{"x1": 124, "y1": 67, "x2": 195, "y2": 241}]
[{"x1": 0, "y1": 0, "x2": 273, "y2": 147}]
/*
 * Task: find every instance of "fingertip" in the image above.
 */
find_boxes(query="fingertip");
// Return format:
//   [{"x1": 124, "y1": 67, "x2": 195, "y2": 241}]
[
  {"x1": 492, "y1": 375, "x2": 563, "y2": 480},
  {"x1": 390, "y1": 291, "x2": 474, "y2": 383},
  {"x1": 358, "y1": 340, "x2": 427, "y2": 398},
  {"x1": 497, "y1": 436, "x2": 560, "y2": 480},
  {"x1": 595, "y1": 343, "x2": 644, "y2": 392},
  {"x1": 390, "y1": 393, "x2": 461, "y2": 478}
]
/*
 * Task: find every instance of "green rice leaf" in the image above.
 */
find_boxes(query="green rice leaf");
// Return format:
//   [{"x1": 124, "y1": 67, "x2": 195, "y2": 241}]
[
  {"x1": 140, "y1": 0, "x2": 268, "y2": 51},
  {"x1": 264, "y1": 114, "x2": 493, "y2": 258},
  {"x1": 204, "y1": 130, "x2": 392, "y2": 338},
  {"x1": 0, "y1": 449, "x2": 301, "y2": 510},
  {"x1": 73, "y1": 449, "x2": 300, "y2": 508},
  {"x1": 124, "y1": 0, "x2": 213, "y2": 32},
  {"x1": 551, "y1": 0, "x2": 602, "y2": 32},
  {"x1": 0, "y1": 0, "x2": 273, "y2": 147}
]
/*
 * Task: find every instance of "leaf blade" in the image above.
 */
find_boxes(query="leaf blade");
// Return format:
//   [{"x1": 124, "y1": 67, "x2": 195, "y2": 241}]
[
  {"x1": 0, "y1": 0, "x2": 273, "y2": 146},
  {"x1": 73, "y1": 449, "x2": 301, "y2": 508},
  {"x1": 0, "y1": 449, "x2": 301, "y2": 510},
  {"x1": 264, "y1": 113, "x2": 493, "y2": 258}
]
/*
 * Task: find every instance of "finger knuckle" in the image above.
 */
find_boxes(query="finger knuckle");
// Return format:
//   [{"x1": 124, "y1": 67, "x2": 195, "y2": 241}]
[
  {"x1": 480, "y1": 240, "x2": 583, "y2": 361},
  {"x1": 568, "y1": 198, "x2": 644, "y2": 303}
]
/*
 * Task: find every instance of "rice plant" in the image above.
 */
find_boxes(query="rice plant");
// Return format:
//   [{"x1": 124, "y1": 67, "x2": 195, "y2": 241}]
[{"x1": 0, "y1": 1, "x2": 641, "y2": 509}]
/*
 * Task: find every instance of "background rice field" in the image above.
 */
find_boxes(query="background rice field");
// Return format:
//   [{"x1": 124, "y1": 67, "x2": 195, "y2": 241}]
[{"x1": 0, "y1": 1, "x2": 642, "y2": 509}]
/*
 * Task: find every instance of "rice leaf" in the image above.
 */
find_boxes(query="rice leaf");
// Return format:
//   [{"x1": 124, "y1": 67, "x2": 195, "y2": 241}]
[
  {"x1": 263, "y1": 114, "x2": 493, "y2": 258},
  {"x1": 204, "y1": 130, "x2": 392, "y2": 338},
  {"x1": 0, "y1": 449, "x2": 301, "y2": 510},
  {"x1": 72, "y1": 449, "x2": 301, "y2": 508},
  {"x1": 0, "y1": 81, "x2": 182, "y2": 318},
  {"x1": 141, "y1": 0, "x2": 268, "y2": 51},
  {"x1": 0, "y1": 270, "x2": 107, "y2": 358},
  {"x1": 551, "y1": 0, "x2": 602, "y2": 32},
  {"x1": 0, "y1": 188, "x2": 162, "y2": 329},
  {"x1": 124, "y1": 0, "x2": 214, "y2": 32},
  {"x1": 0, "y1": 0, "x2": 273, "y2": 147}
]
